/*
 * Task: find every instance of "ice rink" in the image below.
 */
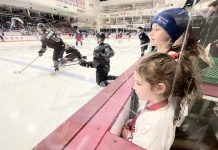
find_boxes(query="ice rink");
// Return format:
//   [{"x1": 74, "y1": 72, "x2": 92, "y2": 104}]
[{"x1": 0, "y1": 37, "x2": 141, "y2": 150}]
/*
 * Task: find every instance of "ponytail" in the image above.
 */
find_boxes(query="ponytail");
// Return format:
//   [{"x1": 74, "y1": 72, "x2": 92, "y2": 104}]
[
  {"x1": 184, "y1": 28, "x2": 213, "y2": 68},
  {"x1": 169, "y1": 53, "x2": 201, "y2": 121}
]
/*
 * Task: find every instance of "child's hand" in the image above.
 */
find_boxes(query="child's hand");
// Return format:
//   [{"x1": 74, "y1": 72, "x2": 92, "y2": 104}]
[
  {"x1": 121, "y1": 127, "x2": 130, "y2": 139},
  {"x1": 121, "y1": 127, "x2": 132, "y2": 140}
]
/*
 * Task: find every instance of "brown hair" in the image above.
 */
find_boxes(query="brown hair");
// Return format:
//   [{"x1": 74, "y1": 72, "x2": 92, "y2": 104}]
[
  {"x1": 136, "y1": 53, "x2": 200, "y2": 121},
  {"x1": 208, "y1": 0, "x2": 218, "y2": 7},
  {"x1": 173, "y1": 27, "x2": 213, "y2": 68}
]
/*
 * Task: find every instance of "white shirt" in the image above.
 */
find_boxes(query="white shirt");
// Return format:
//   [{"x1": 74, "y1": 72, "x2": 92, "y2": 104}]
[{"x1": 132, "y1": 102, "x2": 175, "y2": 150}]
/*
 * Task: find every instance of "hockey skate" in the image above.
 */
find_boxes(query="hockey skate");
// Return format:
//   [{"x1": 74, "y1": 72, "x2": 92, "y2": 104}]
[
  {"x1": 99, "y1": 81, "x2": 109, "y2": 87},
  {"x1": 50, "y1": 68, "x2": 59, "y2": 76},
  {"x1": 107, "y1": 75, "x2": 117, "y2": 80}
]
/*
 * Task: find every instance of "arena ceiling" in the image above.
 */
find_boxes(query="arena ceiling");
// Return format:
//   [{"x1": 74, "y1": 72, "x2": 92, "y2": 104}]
[{"x1": 0, "y1": 0, "x2": 81, "y2": 17}]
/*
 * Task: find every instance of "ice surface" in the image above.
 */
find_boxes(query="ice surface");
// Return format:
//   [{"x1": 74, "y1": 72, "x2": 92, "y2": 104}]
[{"x1": 0, "y1": 37, "x2": 140, "y2": 150}]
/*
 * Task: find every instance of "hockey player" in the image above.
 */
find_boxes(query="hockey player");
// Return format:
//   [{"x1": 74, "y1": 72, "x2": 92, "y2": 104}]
[
  {"x1": 36, "y1": 23, "x2": 65, "y2": 72},
  {"x1": 118, "y1": 31, "x2": 123, "y2": 43},
  {"x1": 60, "y1": 43, "x2": 87, "y2": 64},
  {"x1": 75, "y1": 29, "x2": 83, "y2": 46},
  {"x1": 127, "y1": 32, "x2": 131, "y2": 41},
  {"x1": 138, "y1": 27, "x2": 150, "y2": 56},
  {"x1": 0, "y1": 29, "x2": 4, "y2": 41},
  {"x1": 79, "y1": 32, "x2": 117, "y2": 87}
]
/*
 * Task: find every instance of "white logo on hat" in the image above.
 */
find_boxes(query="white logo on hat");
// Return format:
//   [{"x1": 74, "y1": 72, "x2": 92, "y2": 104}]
[{"x1": 157, "y1": 16, "x2": 168, "y2": 25}]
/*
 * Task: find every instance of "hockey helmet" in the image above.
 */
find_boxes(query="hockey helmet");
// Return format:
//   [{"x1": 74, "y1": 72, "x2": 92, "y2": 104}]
[
  {"x1": 37, "y1": 23, "x2": 46, "y2": 33},
  {"x1": 73, "y1": 25, "x2": 78, "y2": 29},
  {"x1": 96, "y1": 32, "x2": 106, "y2": 39},
  {"x1": 65, "y1": 42, "x2": 70, "y2": 49}
]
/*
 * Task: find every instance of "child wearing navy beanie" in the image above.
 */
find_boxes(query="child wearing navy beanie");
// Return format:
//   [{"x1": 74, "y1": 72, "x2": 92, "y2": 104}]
[
  {"x1": 151, "y1": 8, "x2": 189, "y2": 42},
  {"x1": 149, "y1": 7, "x2": 212, "y2": 66},
  {"x1": 129, "y1": 8, "x2": 213, "y2": 129}
]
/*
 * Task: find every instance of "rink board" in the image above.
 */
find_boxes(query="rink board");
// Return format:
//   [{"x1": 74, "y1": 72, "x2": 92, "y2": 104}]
[{"x1": 33, "y1": 59, "x2": 144, "y2": 150}]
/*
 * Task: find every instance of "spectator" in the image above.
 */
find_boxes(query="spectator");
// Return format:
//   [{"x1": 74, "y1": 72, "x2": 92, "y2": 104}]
[{"x1": 199, "y1": 0, "x2": 218, "y2": 57}]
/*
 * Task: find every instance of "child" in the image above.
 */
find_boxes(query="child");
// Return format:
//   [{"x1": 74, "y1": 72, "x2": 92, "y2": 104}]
[
  {"x1": 79, "y1": 32, "x2": 117, "y2": 87},
  {"x1": 129, "y1": 8, "x2": 212, "y2": 119},
  {"x1": 122, "y1": 53, "x2": 200, "y2": 150}
]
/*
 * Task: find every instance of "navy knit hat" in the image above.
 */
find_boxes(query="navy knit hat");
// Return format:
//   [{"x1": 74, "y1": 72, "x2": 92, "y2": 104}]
[{"x1": 151, "y1": 8, "x2": 189, "y2": 42}]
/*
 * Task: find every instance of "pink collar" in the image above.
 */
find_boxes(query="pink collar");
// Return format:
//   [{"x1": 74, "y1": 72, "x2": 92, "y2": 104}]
[{"x1": 147, "y1": 99, "x2": 168, "y2": 110}]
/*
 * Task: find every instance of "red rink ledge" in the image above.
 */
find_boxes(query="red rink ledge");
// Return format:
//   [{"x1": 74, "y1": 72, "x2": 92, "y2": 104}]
[{"x1": 33, "y1": 63, "x2": 136, "y2": 150}]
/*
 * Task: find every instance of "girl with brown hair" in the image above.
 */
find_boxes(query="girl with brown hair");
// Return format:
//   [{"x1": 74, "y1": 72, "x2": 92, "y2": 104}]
[{"x1": 122, "y1": 52, "x2": 200, "y2": 150}]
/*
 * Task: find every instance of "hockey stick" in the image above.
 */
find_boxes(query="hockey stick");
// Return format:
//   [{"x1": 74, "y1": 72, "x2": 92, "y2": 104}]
[
  {"x1": 14, "y1": 56, "x2": 40, "y2": 74},
  {"x1": 62, "y1": 61, "x2": 81, "y2": 66}
]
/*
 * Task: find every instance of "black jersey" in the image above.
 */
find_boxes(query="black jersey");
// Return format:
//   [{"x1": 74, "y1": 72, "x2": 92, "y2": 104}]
[
  {"x1": 65, "y1": 46, "x2": 79, "y2": 54},
  {"x1": 0, "y1": 31, "x2": 4, "y2": 36},
  {"x1": 138, "y1": 32, "x2": 150, "y2": 45},
  {"x1": 40, "y1": 30, "x2": 64, "y2": 50},
  {"x1": 92, "y1": 43, "x2": 114, "y2": 68}
]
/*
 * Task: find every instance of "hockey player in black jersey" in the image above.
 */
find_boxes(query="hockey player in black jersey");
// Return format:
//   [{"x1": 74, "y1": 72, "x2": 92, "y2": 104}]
[
  {"x1": 60, "y1": 43, "x2": 87, "y2": 64},
  {"x1": 0, "y1": 30, "x2": 4, "y2": 41},
  {"x1": 138, "y1": 27, "x2": 150, "y2": 56},
  {"x1": 79, "y1": 32, "x2": 117, "y2": 87},
  {"x1": 36, "y1": 23, "x2": 65, "y2": 72}
]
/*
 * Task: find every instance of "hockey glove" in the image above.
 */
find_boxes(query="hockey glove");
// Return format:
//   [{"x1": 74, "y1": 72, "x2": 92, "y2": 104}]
[
  {"x1": 79, "y1": 60, "x2": 89, "y2": 68},
  {"x1": 82, "y1": 56, "x2": 87, "y2": 60},
  {"x1": 38, "y1": 51, "x2": 43, "y2": 57},
  {"x1": 79, "y1": 60, "x2": 94, "y2": 68},
  {"x1": 38, "y1": 48, "x2": 46, "y2": 57}
]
